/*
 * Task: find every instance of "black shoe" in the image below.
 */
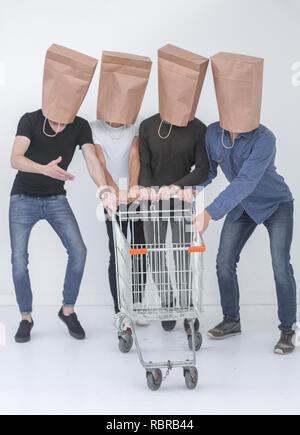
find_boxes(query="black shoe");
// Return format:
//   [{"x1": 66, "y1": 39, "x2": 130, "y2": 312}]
[
  {"x1": 15, "y1": 319, "x2": 34, "y2": 343},
  {"x1": 208, "y1": 316, "x2": 241, "y2": 340},
  {"x1": 274, "y1": 329, "x2": 295, "y2": 355},
  {"x1": 58, "y1": 308, "x2": 86, "y2": 340}
]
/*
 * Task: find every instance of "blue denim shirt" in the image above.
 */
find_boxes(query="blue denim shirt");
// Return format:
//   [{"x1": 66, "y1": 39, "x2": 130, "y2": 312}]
[{"x1": 199, "y1": 122, "x2": 293, "y2": 224}]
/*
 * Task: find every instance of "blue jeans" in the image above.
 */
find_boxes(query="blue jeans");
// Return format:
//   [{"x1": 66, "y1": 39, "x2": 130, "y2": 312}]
[
  {"x1": 9, "y1": 195, "x2": 87, "y2": 315},
  {"x1": 216, "y1": 201, "x2": 297, "y2": 329}
]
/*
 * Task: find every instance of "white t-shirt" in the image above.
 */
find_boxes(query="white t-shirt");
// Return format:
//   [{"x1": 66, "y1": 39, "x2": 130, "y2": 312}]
[{"x1": 90, "y1": 117, "x2": 142, "y2": 189}]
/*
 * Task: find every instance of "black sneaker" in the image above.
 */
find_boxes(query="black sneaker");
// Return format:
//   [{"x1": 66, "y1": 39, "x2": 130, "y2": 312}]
[
  {"x1": 58, "y1": 308, "x2": 86, "y2": 340},
  {"x1": 208, "y1": 316, "x2": 241, "y2": 340},
  {"x1": 274, "y1": 329, "x2": 295, "y2": 355},
  {"x1": 15, "y1": 319, "x2": 34, "y2": 343}
]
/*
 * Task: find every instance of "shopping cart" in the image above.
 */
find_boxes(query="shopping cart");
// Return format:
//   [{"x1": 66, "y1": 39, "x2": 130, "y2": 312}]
[{"x1": 112, "y1": 198, "x2": 205, "y2": 390}]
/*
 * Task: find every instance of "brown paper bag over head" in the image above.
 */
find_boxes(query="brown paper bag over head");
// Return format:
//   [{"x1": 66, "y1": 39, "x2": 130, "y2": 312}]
[
  {"x1": 158, "y1": 44, "x2": 209, "y2": 127},
  {"x1": 42, "y1": 44, "x2": 98, "y2": 124},
  {"x1": 97, "y1": 51, "x2": 152, "y2": 125},
  {"x1": 211, "y1": 52, "x2": 264, "y2": 133}
]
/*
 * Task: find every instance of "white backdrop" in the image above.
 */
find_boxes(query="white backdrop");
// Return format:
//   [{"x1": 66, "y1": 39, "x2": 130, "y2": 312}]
[{"x1": 0, "y1": 0, "x2": 299, "y2": 311}]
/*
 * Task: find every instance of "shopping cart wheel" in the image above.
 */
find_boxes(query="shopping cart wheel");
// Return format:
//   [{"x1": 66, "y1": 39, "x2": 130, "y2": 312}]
[
  {"x1": 188, "y1": 332, "x2": 202, "y2": 352},
  {"x1": 146, "y1": 369, "x2": 163, "y2": 391},
  {"x1": 161, "y1": 321, "x2": 177, "y2": 332},
  {"x1": 184, "y1": 318, "x2": 200, "y2": 333},
  {"x1": 118, "y1": 331, "x2": 133, "y2": 354},
  {"x1": 184, "y1": 367, "x2": 198, "y2": 390}
]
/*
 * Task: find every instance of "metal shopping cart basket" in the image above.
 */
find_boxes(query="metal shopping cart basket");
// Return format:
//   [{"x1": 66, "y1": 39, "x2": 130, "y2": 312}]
[{"x1": 112, "y1": 198, "x2": 205, "y2": 390}]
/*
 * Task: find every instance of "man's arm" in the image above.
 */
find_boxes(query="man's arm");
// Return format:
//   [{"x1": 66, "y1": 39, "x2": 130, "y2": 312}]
[
  {"x1": 160, "y1": 126, "x2": 211, "y2": 201},
  {"x1": 174, "y1": 126, "x2": 210, "y2": 188},
  {"x1": 94, "y1": 144, "x2": 119, "y2": 193},
  {"x1": 206, "y1": 134, "x2": 276, "y2": 221},
  {"x1": 81, "y1": 143, "x2": 117, "y2": 213},
  {"x1": 127, "y1": 136, "x2": 142, "y2": 202},
  {"x1": 128, "y1": 136, "x2": 140, "y2": 188},
  {"x1": 94, "y1": 143, "x2": 129, "y2": 205},
  {"x1": 11, "y1": 136, "x2": 74, "y2": 181},
  {"x1": 81, "y1": 143, "x2": 107, "y2": 188},
  {"x1": 197, "y1": 128, "x2": 220, "y2": 189}
]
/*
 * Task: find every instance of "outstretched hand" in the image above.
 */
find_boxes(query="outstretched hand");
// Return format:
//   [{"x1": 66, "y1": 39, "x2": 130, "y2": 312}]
[{"x1": 42, "y1": 157, "x2": 75, "y2": 181}]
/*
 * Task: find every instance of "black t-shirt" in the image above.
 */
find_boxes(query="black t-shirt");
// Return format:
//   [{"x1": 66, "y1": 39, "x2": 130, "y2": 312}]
[
  {"x1": 11, "y1": 109, "x2": 93, "y2": 197},
  {"x1": 138, "y1": 113, "x2": 209, "y2": 188}
]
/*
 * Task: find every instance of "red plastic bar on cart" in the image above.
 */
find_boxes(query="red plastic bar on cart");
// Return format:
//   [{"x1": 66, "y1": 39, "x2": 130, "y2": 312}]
[
  {"x1": 130, "y1": 248, "x2": 148, "y2": 255},
  {"x1": 188, "y1": 246, "x2": 206, "y2": 253}
]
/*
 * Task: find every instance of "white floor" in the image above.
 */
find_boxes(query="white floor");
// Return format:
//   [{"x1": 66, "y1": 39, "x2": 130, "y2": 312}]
[{"x1": 0, "y1": 305, "x2": 299, "y2": 415}]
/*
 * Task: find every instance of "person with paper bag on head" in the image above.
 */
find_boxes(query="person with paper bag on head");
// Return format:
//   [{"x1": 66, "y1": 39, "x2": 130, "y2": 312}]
[
  {"x1": 193, "y1": 52, "x2": 296, "y2": 355},
  {"x1": 10, "y1": 44, "x2": 117, "y2": 344},
  {"x1": 91, "y1": 51, "x2": 152, "y2": 328},
  {"x1": 138, "y1": 44, "x2": 210, "y2": 331}
]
